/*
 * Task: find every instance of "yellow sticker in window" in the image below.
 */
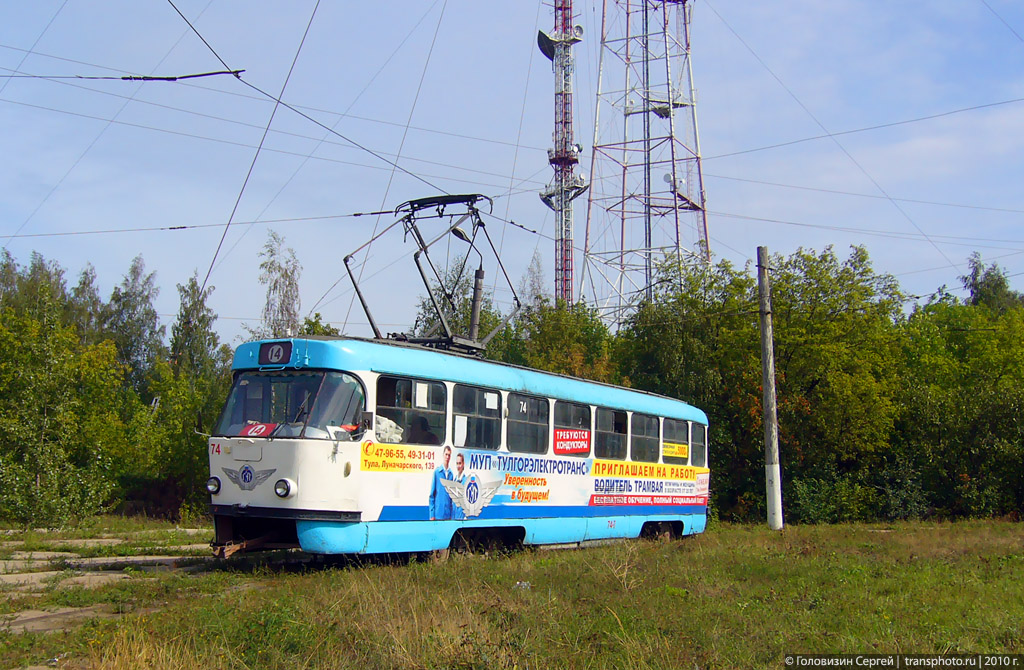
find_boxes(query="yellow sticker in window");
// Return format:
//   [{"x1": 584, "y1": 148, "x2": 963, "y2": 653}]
[{"x1": 663, "y1": 441, "x2": 689, "y2": 459}]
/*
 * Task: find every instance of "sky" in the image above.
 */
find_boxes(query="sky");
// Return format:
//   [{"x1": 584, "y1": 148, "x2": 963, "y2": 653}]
[{"x1": 2, "y1": 0, "x2": 1023, "y2": 345}]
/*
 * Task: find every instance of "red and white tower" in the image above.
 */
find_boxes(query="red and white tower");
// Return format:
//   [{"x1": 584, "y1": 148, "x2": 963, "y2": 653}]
[
  {"x1": 580, "y1": 0, "x2": 710, "y2": 323},
  {"x1": 538, "y1": 0, "x2": 588, "y2": 304}
]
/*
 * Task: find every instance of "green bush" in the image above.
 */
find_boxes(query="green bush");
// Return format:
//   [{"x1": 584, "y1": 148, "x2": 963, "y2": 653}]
[
  {"x1": 0, "y1": 453, "x2": 114, "y2": 527},
  {"x1": 875, "y1": 456, "x2": 930, "y2": 521},
  {"x1": 791, "y1": 476, "x2": 880, "y2": 524}
]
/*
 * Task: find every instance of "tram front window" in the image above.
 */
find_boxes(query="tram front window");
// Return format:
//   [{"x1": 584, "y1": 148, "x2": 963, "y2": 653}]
[{"x1": 214, "y1": 370, "x2": 365, "y2": 440}]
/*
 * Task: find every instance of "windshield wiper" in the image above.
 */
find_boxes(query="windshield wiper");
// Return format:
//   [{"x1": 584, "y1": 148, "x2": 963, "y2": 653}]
[
  {"x1": 291, "y1": 396, "x2": 309, "y2": 423},
  {"x1": 268, "y1": 396, "x2": 310, "y2": 438}
]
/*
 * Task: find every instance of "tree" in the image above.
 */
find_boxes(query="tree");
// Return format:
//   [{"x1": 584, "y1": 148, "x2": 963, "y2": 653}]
[
  {"x1": 69, "y1": 263, "x2": 106, "y2": 344},
  {"x1": 763, "y1": 246, "x2": 905, "y2": 521},
  {"x1": 892, "y1": 296, "x2": 1024, "y2": 518},
  {"x1": 0, "y1": 286, "x2": 125, "y2": 526},
  {"x1": 960, "y1": 252, "x2": 1024, "y2": 314},
  {"x1": 0, "y1": 251, "x2": 70, "y2": 321},
  {"x1": 0, "y1": 252, "x2": 107, "y2": 344},
  {"x1": 248, "y1": 230, "x2": 301, "y2": 339},
  {"x1": 516, "y1": 301, "x2": 616, "y2": 382},
  {"x1": 770, "y1": 246, "x2": 903, "y2": 472},
  {"x1": 411, "y1": 254, "x2": 506, "y2": 344},
  {"x1": 119, "y1": 272, "x2": 234, "y2": 518},
  {"x1": 142, "y1": 349, "x2": 233, "y2": 517},
  {"x1": 0, "y1": 250, "x2": 15, "y2": 300},
  {"x1": 617, "y1": 255, "x2": 759, "y2": 519},
  {"x1": 101, "y1": 255, "x2": 166, "y2": 398},
  {"x1": 615, "y1": 247, "x2": 910, "y2": 522},
  {"x1": 518, "y1": 249, "x2": 549, "y2": 314},
  {"x1": 618, "y1": 254, "x2": 757, "y2": 406},
  {"x1": 300, "y1": 313, "x2": 341, "y2": 336},
  {"x1": 170, "y1": 273, "x2": 220, "y2": 378}
]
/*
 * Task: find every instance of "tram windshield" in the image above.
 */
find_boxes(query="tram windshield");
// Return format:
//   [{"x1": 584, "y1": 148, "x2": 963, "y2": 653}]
[{"x1": 213, "y1": 370, "x2": 365, "y2": 440}]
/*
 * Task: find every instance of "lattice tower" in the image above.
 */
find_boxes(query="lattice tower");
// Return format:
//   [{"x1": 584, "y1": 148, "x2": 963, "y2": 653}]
[{"x1": 580, "y1": 0, "x2": 709, "y2": 324}]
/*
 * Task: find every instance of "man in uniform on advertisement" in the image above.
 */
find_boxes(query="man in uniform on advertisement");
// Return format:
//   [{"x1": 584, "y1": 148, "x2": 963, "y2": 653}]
[
  {"x1": 451, "y1": 451, "x2": 467, "y2": 520},
  {"x1": 429, "y1": 445, "x2": 453, "y2": 520}
]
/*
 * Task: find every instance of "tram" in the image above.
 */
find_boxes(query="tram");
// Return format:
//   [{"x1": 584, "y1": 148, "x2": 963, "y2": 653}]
[{"x1": 207, "y1": 336, "x2": 710, "y2": 556}]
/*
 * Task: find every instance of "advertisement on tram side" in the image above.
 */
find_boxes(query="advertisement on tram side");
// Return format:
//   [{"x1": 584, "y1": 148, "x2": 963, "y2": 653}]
[{"x1": 359, "y1": 440, "x2": 709, "y2": 520}]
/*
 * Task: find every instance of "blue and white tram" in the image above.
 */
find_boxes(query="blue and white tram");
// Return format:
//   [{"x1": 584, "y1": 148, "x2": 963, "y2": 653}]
[{"x1": 207, "y1": 337, "x2": 710, "y2": 556}]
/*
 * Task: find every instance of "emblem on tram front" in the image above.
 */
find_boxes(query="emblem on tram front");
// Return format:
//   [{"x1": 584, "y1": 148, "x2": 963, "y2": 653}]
[{"x1": 223, "y1": 465, "x2": 277, "y2": 491}]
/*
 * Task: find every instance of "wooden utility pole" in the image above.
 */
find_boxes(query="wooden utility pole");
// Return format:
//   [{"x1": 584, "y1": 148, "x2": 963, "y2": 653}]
[{"x1": 757, "y1": 246, "x2": 784, "y2": 530}]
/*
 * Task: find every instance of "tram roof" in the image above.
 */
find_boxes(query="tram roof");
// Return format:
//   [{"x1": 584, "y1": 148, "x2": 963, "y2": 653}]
[{"x1": 232, "y1": 336, "x2": 708, "y2": 424}]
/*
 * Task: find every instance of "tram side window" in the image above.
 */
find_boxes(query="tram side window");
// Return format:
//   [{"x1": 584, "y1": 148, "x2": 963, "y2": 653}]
[
  {"x1": 453, "y1": 384, "x2": 501, "y2": 450},
  {"x1": 595, "y1": 408, "x2": 627, "y2": 460},
  {"x1": 507, "y1": 393, "x2": 549, "y2": 454},
  {"x1": 691, "y1": 423, "x2": 707, "y2": 468},
  {"x1": 630, "y1": 413, "x2": 660, "y2": 463},
  {"x1": 554, "y1": 401, "x2": 591, "y2": 457},
  {"x1": 663, "y1": 418, "x2": 690, "y2": 465},
  {"x1": 376, "y1": 376, "x2": 446, "y2": 445}
]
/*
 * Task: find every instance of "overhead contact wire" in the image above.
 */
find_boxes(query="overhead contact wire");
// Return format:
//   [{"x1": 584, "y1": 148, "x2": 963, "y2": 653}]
[
  {"x1": 325, "y1": 1, "x2": 450, "y2": 326},
  {"x1": 0, "y1": 0, "x2": 69, "y2": 250},
  {"x1": 0, "y1": 69, "x2": 243, "y2": 81},
  {"x1": 977, "y1": 0, "x2": 1024, "y2": 44},
  {"x1": 704, "y1": 96, "x2": 1024, "y2": 160},
  {"x1": 200, "y1": 0, "x2": 321, "y2": 295},
  {"x1": 705, "y1": 1, "x2": 960, "y2": 272},
  {"x1": 165, "y1": 0, "x2": 235, "y2": 73},
  {"x1": 212, "y1": 0, "x2": 444, "y2": 276},
  {"x1": 4, "y1": 0, "x2": 217, "y2": 253},
  {"x1": 0, "y1": 0, "x2": 68, "y2": 97},
  {"x1": 494, "y1": 0, "x2": 544, "y2": 297}
]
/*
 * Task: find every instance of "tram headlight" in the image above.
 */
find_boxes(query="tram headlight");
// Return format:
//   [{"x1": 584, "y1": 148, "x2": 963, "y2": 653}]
[
  {"x1": 274, "y1": 478, "x2": 295, "y2": 498},
  {"x1": 206, "y1": 477, "x2": 221, "y2": 495}
]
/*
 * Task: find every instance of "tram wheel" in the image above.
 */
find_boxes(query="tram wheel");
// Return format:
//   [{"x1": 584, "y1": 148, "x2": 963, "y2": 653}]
[{"x1": 640, "y1": 521, "x2": 681, "y2": 541}]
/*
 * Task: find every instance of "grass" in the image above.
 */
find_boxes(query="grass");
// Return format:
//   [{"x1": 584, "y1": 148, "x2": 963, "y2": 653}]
[
  {"x1": 0, "y1": 514, "x2": 201, "y2": 537},
  {"x1": 0, "y1": 515, "x2": 212, "y2": 562},
  {"x1": 1, "y1": 520, "x2": 1022, "y2": 669}
]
